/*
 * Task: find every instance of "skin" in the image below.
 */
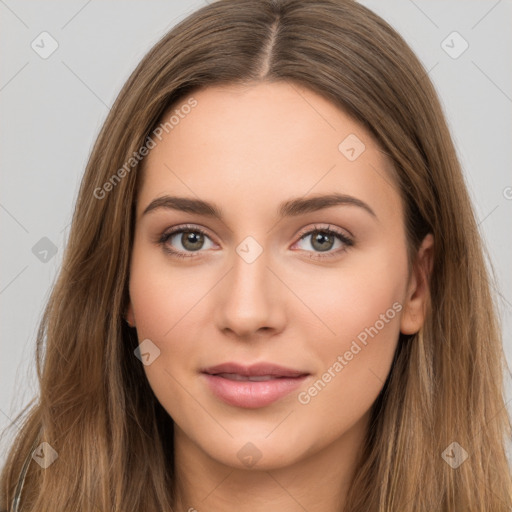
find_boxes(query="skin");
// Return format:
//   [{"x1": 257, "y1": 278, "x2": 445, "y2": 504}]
[{"x1": 125, "y1": 81, "x2": 433, "y2": 511}]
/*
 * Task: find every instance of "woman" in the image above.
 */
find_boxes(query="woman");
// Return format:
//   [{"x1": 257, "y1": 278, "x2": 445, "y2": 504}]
[{"x1": 1, "y1": 0, "x2": 511, "y2": 510}]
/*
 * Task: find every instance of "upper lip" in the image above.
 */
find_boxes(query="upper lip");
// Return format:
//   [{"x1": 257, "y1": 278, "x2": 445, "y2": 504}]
[{"x1": 201, "y1": 362, "x2": 309, "y2": 378}]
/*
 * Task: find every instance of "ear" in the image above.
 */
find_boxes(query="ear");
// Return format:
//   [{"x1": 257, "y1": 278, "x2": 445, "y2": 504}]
[
  {"x1": 400, "y1": 233, "x2": 434, "y2": 335},
  {"x1": 125, "y1": 301, "x2": 136, "y2": 328}
]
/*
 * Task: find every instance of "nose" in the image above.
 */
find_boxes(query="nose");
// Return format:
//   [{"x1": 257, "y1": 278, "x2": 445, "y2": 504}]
[{"x1": 215, "y1": 242, "x2": 286, "y2": 340}]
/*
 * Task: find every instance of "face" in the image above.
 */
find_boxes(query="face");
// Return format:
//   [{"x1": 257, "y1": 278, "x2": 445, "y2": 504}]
[{"x1": 126, "y1": 81, "x2": 432, "y2": 470}]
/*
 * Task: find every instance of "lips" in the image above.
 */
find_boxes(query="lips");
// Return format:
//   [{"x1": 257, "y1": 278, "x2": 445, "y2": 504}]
[
  {"x1": 214, "y1": 373, "x2": 281, "y2": 382},
  {"x1": 201, "y1": 362, "x2": 308, "y2": 378},
  {"x1": 200, "y1": 362, "x2": 310, "y2": 408}
]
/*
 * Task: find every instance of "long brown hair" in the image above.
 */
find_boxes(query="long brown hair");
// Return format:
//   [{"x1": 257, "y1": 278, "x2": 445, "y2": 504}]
[{"x1": 1, "y1": 0, "x2": 511, "y2": 510}]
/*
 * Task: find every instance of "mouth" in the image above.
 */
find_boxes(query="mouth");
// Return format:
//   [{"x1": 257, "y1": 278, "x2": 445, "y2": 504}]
[
  {"x1": 200, "y1": 362, "x2": 310, "y2": 409},
  {"x1": 210, "y1": 373, "x2": 295, "y2": 382}
]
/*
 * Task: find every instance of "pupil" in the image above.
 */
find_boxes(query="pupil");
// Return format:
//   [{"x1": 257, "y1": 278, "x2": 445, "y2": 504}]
[
  {"x1": 313, "y1": 231, "x2": 333, "y2": 252},
  {"x1": 183, "y1": 231, "x2": 204, "y2": 251}
]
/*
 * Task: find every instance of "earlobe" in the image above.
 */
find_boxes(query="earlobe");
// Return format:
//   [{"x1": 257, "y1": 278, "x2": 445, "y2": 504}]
[
  {"x1": 125, "y1": 302, "x2": 136, "y2": 328},
  {"x1": 400, "y1": 233, "x2": 434, "y2": 335}
]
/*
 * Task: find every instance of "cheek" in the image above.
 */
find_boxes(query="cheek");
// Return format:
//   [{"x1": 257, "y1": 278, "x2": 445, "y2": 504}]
[
  {"x1": 292, "y1": 243, "x2": 407, "y2": 350},
  {"x1": 127, "y1": 247, "x2": 212, "y2": 418},
  {"x1": 307, "y1": 298, "x2": 402, "y2": 401},
  {"x1": 128, "y1": 239, "x2": 210, "y2": 341},
  {"x1": 293, "y1": 290, "x2": 402, "y2": 452},
  {"x1": 293, "y1": 249, "x2": 407, "y2": 420}
]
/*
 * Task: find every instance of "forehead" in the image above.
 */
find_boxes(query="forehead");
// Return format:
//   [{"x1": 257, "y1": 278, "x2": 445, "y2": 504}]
[{"x1": 136, "y1": 81, "x2": 401, "y2": 223}]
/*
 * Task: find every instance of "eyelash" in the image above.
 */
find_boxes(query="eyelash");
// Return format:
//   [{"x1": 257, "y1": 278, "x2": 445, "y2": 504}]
[{"x1": 157, "y1": 223, "x2": 354, "y2": 260}]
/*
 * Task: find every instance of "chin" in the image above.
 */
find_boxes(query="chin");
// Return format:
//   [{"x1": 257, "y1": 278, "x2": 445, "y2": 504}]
[{"x1": 195, "y1": 428, "x2": 315, "y2": 471}]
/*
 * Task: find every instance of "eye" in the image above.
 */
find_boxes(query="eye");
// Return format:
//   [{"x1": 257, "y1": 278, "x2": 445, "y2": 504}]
[
  {"x1": 158, "y1": 224, "x2": 216, "y2": 259},
  {"x1": 157, "y1": 223, "x2": 353, "y2": 260},
  {"x1": 292, "y1": 224, "x2": 353, "y2": 259}
]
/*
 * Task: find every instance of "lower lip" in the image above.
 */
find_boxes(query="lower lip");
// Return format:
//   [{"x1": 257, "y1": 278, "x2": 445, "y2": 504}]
[{"x1": 202, "y1": 373, "x2": 308, "y2": 408}]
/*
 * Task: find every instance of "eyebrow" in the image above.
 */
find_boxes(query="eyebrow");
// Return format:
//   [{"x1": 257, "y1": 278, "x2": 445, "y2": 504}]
[{"x1": 141, "y1": 193, "x2": 377, "y2": 220}]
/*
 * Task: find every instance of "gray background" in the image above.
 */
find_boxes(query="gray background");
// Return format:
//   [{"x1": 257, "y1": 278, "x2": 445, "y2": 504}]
[{"x1": 1, "y1": 0, "x2": 511, "y2": 469}]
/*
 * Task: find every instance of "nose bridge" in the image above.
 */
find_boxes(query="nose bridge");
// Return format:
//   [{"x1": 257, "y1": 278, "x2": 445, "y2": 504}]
[
  {"x1": 230, "y1": 234, "x2": 273, "y2": 304},
  {"x1": 232, "y1": 241, "x2": 269, "y2": 296}
]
